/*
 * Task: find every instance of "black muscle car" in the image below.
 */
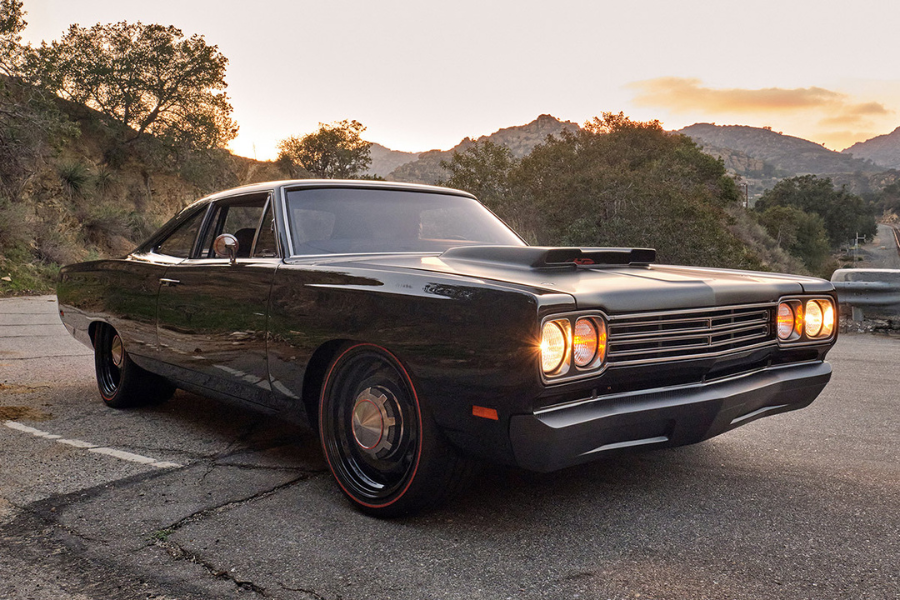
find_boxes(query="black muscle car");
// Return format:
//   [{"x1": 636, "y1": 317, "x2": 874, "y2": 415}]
[{"x1": 57, "y1": 180, "x2": 837, "y2": 516}]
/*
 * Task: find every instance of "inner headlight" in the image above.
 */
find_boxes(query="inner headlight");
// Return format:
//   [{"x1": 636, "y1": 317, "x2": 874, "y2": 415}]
[
  {"x1": 541, "y1": 321, "x2": 567, "y2": 374},
  {"x1": 572, "y1": 318, "x2": 597, "y2": 367},
  {"x1": 804, "y1": 300, "x2": 823, "y2": 337}
]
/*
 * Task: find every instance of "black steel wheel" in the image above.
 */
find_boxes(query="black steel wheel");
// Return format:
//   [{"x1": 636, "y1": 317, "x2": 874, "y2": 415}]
[
  {"x1": 319, "y1": 344, "x2": 474, "y2": 517},
  {"x1": 94, "y1": 324, "x2": 175, "y2": 408}
]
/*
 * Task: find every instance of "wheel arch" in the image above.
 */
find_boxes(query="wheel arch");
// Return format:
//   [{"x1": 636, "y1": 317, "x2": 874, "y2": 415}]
[
  {"x1": 87, "y1": 320, "x2": 106, "y2": 346},
  {"x1": 301, "y1": 339, "x2": 351, "y2": 426}
]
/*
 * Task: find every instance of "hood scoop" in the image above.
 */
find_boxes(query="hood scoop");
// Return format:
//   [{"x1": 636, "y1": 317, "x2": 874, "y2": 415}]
[{"x1": 440, "y1": 246, "x2": 656, "y2": 269}]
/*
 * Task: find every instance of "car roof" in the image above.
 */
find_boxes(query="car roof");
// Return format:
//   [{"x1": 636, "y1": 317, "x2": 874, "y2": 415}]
[{"x1": 199, "y1": 179, "x2": 477, "y2": 203}]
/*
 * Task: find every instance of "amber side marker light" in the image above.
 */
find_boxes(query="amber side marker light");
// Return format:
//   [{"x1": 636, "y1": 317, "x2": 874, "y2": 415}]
[{"x1": 472, "y1": 406, "x2": 499, "y2": 421}]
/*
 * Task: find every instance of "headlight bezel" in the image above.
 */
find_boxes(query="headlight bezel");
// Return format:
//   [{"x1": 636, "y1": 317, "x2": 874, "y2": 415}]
[
  {"x1": 776, "y1": 296, "x2": 837, "y2": 345},
  {"x1": 540, "y1": 311, "x2": 609, "y2": 383}
]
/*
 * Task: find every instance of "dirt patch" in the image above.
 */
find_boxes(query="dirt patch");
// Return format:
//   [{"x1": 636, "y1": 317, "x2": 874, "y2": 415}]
[
  {"x1": 0, "y1": 383, "x2": 50, "y2": 395},
  {"x1": 0, "y1": 406, "x2": 53, "y2": 421}
]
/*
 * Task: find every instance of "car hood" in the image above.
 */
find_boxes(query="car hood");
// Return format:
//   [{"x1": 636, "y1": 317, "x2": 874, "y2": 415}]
[{"x1": 339, "y1": 246, "x2": 832, "y2": 313}]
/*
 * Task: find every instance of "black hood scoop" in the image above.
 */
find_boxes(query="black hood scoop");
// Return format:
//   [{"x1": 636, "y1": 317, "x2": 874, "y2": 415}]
[{"x1": 440, "y1": 246, "x2": 657, "y2": 269}]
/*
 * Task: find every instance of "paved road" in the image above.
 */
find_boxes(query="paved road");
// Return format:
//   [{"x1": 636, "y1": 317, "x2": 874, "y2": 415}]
[
  {"x1": 1, "y1": 296, "x2": 898, "y2": 600},
  {"x1": 858, "y1": 223, "x2": 900, "y2": 269}
]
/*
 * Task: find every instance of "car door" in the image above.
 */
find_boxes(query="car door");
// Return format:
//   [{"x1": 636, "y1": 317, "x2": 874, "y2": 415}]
[{"x1": 156, "y1": 192, "x2": 280, "y2": 406}]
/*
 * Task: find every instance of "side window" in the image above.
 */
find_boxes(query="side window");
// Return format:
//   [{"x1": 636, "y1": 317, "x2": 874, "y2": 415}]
[
  {"x1": 252, "y1": 202, "x2": 279, "y2": 258},
  {"x1": 156, "y1": 208, "x2": 206, "y2": 258},
  {"x1": 199, "y1": 196, "x2": 268, "y2": 258}
]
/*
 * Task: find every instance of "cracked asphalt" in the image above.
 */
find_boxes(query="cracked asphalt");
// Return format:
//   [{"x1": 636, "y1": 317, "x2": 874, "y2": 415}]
[{"x1": 1, "y1": 295, "x2": 898, "y2": 600}]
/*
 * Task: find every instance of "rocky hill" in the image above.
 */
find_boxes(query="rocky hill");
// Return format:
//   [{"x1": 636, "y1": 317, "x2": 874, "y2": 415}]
[
  {"x1": 842, "y1": 127, "x2": 900, "y2": 170},
  {"x1": 366, "y1": 143, "x2": 419, "y2": 178},
  {"x1": 679, "y1": 123, "x2": 876, "y2": 176},
  {"x1": 387, "y1": 114, "x2": 579, "y2": 184}
]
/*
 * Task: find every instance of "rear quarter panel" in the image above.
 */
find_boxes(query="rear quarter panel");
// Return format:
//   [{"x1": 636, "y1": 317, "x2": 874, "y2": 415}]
[{"x1": 57, "y1": 258, "x2": 166, "y2": 357}]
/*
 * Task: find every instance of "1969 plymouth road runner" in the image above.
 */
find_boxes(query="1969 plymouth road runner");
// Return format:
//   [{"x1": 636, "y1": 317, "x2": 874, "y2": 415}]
[{"x1": 57, "y1": 180, "x2": 837, "y2": 516}]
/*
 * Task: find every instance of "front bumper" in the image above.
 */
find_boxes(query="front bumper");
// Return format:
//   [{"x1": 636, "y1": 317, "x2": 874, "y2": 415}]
[{"x1": 509, "y1": 361, "x2": 832, "y2": 472}]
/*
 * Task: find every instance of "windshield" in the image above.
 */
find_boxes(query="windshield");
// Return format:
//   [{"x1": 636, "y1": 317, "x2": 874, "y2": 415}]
[{"x1": 284, "y1": 188, "x2": 525, "y2": 255}]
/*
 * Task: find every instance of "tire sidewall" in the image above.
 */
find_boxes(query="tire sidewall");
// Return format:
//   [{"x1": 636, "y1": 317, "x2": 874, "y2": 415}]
[{"x1": 319, "y1": 343, "x2": 426, "y2": 514}]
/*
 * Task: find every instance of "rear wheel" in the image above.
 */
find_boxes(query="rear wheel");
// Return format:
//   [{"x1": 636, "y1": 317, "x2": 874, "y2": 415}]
[
  {"x1": 94, "y1": 324, "x2": 175, "y2": 408},
  {"x1": 319, "y1": 344, "x2": 473, "y2": 517}
]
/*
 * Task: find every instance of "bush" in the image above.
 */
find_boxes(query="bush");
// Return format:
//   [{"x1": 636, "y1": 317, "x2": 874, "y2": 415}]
[
  {"x1": 56, "y1": 160, "x2": 92, "y2": 199},
  {"x1": 80, "y1": 202, "x2": 131, "y2": 246}
]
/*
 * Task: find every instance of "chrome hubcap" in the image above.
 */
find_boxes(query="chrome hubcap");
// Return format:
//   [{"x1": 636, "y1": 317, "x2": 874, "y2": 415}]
[
  {"x1": 110, "y1": 335, "x2": 124, "y2": 368},
  {"x1": 351, "y1": 387, "x2": 398, "y2": 457}
]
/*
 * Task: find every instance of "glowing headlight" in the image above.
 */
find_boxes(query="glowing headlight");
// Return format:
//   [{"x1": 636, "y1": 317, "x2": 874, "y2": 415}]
[
  {"x1": 573, "y1": 318, "x2": 599, "y2": 367},
  {"x1": 541, "y1": 321, "x2": 567, "y2": 374},
  {"x1": 777, "y1": 297, "x2": 835, "y2": 343},
  {"x1": 822, "y1": 302, "x2": 835, "y2": 337},
  {"x1": 776, "y1": 303, "x2": 795, "y2": 340},
  {"x1": 804, "y1": 300, "x2": 823, "y2": 337}
]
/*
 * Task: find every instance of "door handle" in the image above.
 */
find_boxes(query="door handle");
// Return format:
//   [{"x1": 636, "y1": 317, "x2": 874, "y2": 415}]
[{"x1": 159, "y1": 278, "x2": 181, "y2": 287}]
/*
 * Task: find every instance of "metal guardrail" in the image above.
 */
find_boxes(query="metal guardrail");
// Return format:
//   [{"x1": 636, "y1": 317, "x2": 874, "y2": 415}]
[{"x1": 831, "y1": 268, "x2": 900, "y2": 321}]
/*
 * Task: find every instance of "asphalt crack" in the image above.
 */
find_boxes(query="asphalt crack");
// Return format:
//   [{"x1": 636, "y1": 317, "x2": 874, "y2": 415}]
[
  {"x1": 146, "y1": 472, "x2": 320, "y2": 598},
  {"x1": 279, "y1": 583, "x2": 328, "y2": 599},
  {"x1": 158, "y1": 472, "x2": 315, "y2": 533},
  {"x1": 155, "y1": 537, "x2": 271, "y2": 597}
]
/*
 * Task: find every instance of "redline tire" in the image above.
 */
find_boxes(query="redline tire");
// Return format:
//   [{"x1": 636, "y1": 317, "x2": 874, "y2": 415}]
[{"x1": 319, "y1": 343, "x2": 473, "y2": 517}]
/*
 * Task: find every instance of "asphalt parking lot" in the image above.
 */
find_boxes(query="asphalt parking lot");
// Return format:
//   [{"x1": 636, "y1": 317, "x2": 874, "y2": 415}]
[{"x1": 1, "y1": 295, "x2": 898, "y2": 600}]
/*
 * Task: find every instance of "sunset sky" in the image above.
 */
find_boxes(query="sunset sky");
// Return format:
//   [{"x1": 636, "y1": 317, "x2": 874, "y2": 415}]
[{"x1": 18, "y1": 0, "x2": 900, "y2": 160}]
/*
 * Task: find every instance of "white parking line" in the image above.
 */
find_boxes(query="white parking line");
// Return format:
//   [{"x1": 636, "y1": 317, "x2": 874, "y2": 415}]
[{"x1": 3, "y1": 420, "x2": 182, "y2": 469}]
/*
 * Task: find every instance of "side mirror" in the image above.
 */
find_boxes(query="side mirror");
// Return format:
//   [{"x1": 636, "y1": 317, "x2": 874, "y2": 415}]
[{"x1": 213, "y1": 233, "x2": 239, "y2": 266}]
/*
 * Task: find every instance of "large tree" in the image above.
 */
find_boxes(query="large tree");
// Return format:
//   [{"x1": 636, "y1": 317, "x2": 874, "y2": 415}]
[
  {"x1": 754, "y1": 175, "x2": 877, "y2": 247},
  {"x1": 0, "y1": 0, "x2": 25, "y2": 76},
  {"x1": 277, "y1": 120, "x2": 372, "y2": 179},
  {"x1": 30, "y1": 20, "x2": 237, "y2": 151},
  {"x1": 439, "y1": 140, "x2": 518, "y2": 213},
  {"x1": 0, "y1": 0, "x2": 75, "y2": 201},
  {"x1": 502, "y1": 113, "x2": 752, "y2": 267}
]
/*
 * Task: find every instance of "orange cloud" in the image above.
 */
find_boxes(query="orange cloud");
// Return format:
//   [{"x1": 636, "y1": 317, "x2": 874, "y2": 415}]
[
  {"x1": 629, "y1": 77, "x2": 852, "y2": 113},
  {"x1": 628, "y1": 77, "x2": 894, "y2": 150}
]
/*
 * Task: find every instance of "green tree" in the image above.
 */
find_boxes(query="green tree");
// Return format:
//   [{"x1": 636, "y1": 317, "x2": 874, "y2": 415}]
[
  {"x1": 439, "y1": 140, "x2": 518, "y2": 212},
  {"x1": 29, "y1": 20, "x2": 237, "y2": 151},
  {"x1": 757, "y1": 205, "x2": 831, "y2": 275},
  {"x1": 875, "y1": 180, "x2": 900, "y2": 216},
  {"x1": 0, "y1": 0, "x2": 26, "y2": 76},
  {"x1": 754, "y1": 175, "x2": 877, "y2": 247},
  {"x1": 0, "y1": 0, "x2": 76, "y2": 201},
  {"x1": 504, "y1": 112, "x2": 752, "y2": 268},
  {"x1": 277, "y1": 120, "x2": 372, "y2": 179}
]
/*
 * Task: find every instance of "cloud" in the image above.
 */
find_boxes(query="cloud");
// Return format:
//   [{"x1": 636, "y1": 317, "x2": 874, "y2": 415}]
[
  {"x1": 629, "y1": 77, "x2": 853, "y2": 113},
  {"x1": 628, "y1": 77, "x2": 894, "y2": 149}
]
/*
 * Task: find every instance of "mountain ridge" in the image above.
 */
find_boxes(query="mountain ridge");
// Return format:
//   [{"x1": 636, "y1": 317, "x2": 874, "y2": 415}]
[
  {"x1": 842, "y1": 126, "x2": 900, "y2": 170},
  {"x1": 384, "y1": 114, "x2": 579, "y2": 184}
]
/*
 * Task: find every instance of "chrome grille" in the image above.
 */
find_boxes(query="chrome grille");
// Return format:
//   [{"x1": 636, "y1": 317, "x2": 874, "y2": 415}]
[{"x1": 607, "y1": 304, "x2": 774, "y2": 366}]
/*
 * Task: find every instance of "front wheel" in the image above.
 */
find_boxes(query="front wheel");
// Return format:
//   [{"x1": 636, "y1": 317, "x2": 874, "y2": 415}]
[
  {"x1": 94, "y1": 324, "x2": 175, "y2": 408},
  {"x1": 319, "y1": 344, "x2": 473, "y2": 517}
]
